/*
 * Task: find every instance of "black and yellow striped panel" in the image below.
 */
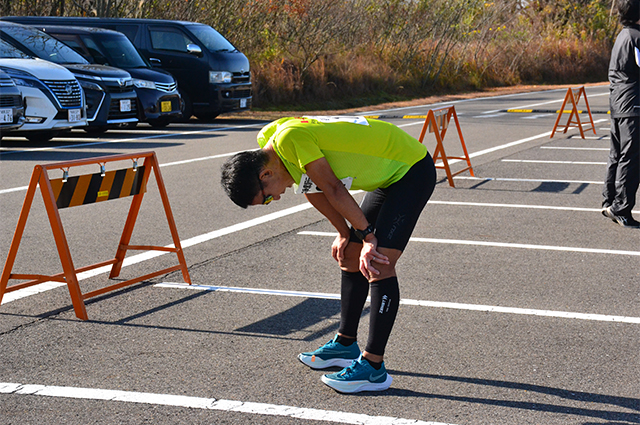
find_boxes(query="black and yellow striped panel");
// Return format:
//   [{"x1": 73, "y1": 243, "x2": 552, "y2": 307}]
[{"x1": 49, "y1": 166, "x2": 147, "y2": 209}]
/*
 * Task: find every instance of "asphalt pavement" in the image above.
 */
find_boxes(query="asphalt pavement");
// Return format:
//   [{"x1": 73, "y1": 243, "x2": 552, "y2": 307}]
[{"x1": 0, "y1": 84, "x2": 638, "y2": 425}]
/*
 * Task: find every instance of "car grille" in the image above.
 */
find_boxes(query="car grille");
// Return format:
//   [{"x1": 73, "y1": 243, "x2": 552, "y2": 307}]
[
  {"x1": 0, "y1": 76, "x2": 15, "y2": 87},
  {"x1": 107, "y1": 85, "x2": 135, "y2": 94},
  {"x1": 43, "y1": 79, "x2": 83, "y2": 108},
  {"x1": 231, "y1": 88, "x2": 251, "y2": 99},
  {"x1": 0, "y1": 95, "x2": 22, "y2": 108},
  {"x1": 155, "y1": 82, "x2": 177, "y2": 93},
  {"x1": 232, "y1": 71, "x2": 251, "y2": 84}
]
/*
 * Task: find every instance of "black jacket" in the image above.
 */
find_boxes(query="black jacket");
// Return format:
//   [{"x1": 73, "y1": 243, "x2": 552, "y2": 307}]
[{"x1": 609, "y1": 23, "x2": 640, "y2": 117}]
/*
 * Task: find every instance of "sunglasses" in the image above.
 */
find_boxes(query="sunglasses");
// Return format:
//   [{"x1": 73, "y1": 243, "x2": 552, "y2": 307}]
[{"x1": 257, "y1": 177, "x2": 273, "y2": 205}]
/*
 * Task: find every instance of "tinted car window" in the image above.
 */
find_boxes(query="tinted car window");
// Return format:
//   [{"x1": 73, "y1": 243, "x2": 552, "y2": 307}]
[
  {"x1": 54, "y1": 34, "x2": 85, "y2": 53},
  {"x1": 78, "y1": 35, "x2": 110, "y2": 62},
  {"x1": 84, "y1": 33, "x2": 147, "y2": 68},
  {"x1": 149, "y1": 28, "x2": 194, "y2": 52},
  {"x1": 187, "y1": 24, "x2": 236, "y2": 52},
  {"x1": 1, "y1": 24, "x2": 88, "y2": 64},
  {"x1": 114, "y1": 25, "x2": 138, "y2": 42},
  {"x1": 0, "y1": 39, "x2": 30, "y2": 58}
]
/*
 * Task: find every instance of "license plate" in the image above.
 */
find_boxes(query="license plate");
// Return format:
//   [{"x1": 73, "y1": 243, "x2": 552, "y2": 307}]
[
  {"x1": 240, "y1": 98, "x2": 247, "y2": 108},
  {"x1": 160, "y1": 101, "x2": 172, "y2": 112},
  {"x1": 0, "y1": 108, "x2": 12, "y2": 123},
  {"x1": 120, "y1": 99, "x2": 132, "y2": 112},
  {"x1": 68, "y1": 109, "x2": 81, "y2": 122}
]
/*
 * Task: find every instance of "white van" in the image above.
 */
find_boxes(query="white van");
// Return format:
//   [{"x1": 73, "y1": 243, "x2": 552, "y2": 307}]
[{"x1": 0, "y1": 39, "x2": 87, "y2": 142}]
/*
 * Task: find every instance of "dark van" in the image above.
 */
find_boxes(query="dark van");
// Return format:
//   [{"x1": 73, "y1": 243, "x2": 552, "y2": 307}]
[{"x1": 4, "y1": 17, "x2": 252, "y2": 121}]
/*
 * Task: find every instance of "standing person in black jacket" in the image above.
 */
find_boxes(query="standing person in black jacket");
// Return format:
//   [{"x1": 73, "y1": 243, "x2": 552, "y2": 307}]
[{"x1": 603, "y1": 0, "x2": 640, "y2": 228}]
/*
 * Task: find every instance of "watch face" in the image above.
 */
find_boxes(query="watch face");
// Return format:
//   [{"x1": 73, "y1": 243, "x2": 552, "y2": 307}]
[{"x1": 355, "y1": 225, "x2": 373, "y2": 240}]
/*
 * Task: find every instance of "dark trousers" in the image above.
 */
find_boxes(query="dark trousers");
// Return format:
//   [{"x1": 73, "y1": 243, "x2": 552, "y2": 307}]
[{"x1": 603, "y1": 116, "x2": 640, "y2": 216}]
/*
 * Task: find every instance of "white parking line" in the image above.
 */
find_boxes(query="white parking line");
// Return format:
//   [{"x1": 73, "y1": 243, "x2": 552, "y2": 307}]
[
  {"x1": 298, "y1": 231, "x2": 640, "y2": 257},
  {"x1": 156, "y1": 283, "x2": 640, "y2": 324},
  {"x1": 502, "y1": 159, "x2": 607, "y2": 165},
  {"x1": 454, "y1": 176, "x2": 604, "y2": 185},
  {"x1": 428, "y1": 200, "x2": 638, "y2": 215},
  {"x1": 521, "y1": 114, "x2": 554, "y2": 119},
  {"x1": 540, "y1": 147, "x2": 609, "y2": 151},
  {"x1": 0, "y1": 382, "x2": 454, "y2": 425}
]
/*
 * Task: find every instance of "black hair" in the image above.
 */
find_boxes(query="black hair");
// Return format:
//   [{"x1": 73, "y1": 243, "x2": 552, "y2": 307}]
[
  {"x1": 618, "y1": 0, "x2": 640, "y2": 26},
  {"x1": 220, "y1": 150, "x2": 269, "y2": 208}
]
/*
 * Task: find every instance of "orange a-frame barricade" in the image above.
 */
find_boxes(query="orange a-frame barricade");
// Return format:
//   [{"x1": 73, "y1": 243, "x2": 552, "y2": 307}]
[
  {"x1": 0, "y1": 151, "x2": 191, "y2": 320},
  {"x1": 550, "y1": 86, "x2": 596, "y2": 139},
  {"x1": 418, "y1": 105, "x2": 474, "y2": 187}
]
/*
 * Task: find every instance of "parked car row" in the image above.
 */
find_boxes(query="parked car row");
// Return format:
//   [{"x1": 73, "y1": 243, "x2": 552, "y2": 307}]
[
  {"x1": 0, "y1": 38, "x2": 86, "y2": 142},
  {"x1": 0, "y1": 17, "x2": 253, "y2": 142}
]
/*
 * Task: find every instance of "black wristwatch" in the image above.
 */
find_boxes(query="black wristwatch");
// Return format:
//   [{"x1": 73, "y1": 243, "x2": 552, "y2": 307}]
[{"x1": 354, "y1": 223, "x2": 374, "y2": 241}]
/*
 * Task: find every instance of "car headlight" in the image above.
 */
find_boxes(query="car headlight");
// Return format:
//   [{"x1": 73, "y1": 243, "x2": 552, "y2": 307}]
[
  {"x1": 209, "y1": 71, "x2": 232, "y2": 84},
  {"x1": 133, "y1": 79, "x2": 157, "y2": 89},
  {"x1": 78, "y1": 80, "x2": 104, "y2": 92},
  {"x1": 12, "y1": 77, "x2": 43, "y2": 89}
]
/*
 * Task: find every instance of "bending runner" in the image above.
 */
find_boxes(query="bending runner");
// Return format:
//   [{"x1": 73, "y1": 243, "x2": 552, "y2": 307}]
[{"x1": 220, "y1": 116, "x2": 436, "y2": 393}]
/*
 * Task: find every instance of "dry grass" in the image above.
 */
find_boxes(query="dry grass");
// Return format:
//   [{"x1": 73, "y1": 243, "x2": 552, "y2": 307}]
[{"x1": 219, "y1": 81, "x2": 609, "y2": 121}]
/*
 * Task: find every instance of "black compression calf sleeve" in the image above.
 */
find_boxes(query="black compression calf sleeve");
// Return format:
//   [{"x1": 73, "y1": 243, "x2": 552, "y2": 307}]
[
  {"x1": 365, "y1": 276, "x2": 400, "y2": 356},
  {"x1": 338, "y1": 270, "x2": 370, "y2": 339}
]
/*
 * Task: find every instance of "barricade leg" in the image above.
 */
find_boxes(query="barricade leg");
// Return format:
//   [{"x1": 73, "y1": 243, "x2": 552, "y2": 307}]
[
  {"x1": 40, "y1": 166, "x2": 88, "y2": 320},
  {"x1": 0, "y1": 168, "x2": 42, "y2": 305}
]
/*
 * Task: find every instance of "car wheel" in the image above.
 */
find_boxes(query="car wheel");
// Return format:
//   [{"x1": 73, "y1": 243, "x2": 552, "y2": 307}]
[
  {"x1": 179, "y1": 89, "x2": 193, "y2": 122},
  {"x1": 84, "y1": 126, "x2": 109, "y2": 134},
  {"x1": 195, "y1": 112, "x2": 219, "y2": 122},
  {"x1": 148, "y1": 118, "x2": 171, "y2": 128},
  {"x1": 26, "y1": 131, "x2": 58, "y2": 142}
]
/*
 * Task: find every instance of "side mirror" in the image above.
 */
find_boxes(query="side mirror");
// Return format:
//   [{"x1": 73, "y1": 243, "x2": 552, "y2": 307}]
[
  {"x1": 186, "y1": 43, "x2": 202, "y2": 57},
  {"x1": 149, "y1": 58, "x2": 162, "y2": 67}
]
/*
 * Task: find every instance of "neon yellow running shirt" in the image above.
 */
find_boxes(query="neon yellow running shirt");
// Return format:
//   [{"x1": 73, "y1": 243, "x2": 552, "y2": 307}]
[{"x1": 256, "y1": 117, "x2": 428, "y2": 191}]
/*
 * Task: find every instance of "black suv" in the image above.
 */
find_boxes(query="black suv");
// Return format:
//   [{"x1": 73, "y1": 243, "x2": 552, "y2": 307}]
[
  {"x1": 40, "y1": 26, "x2": 182, "y2": 127},
  {"x1": 0, "y1": 21, "x2": 137, "y2": 132},
  {"x1": 0, "y1": 68, "x2": 25, "y2": 135}
]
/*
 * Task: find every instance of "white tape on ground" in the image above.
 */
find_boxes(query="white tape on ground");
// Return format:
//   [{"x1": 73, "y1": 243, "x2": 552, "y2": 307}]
[
  {"x1": 156, "y1": 283, "x2": 640, "y2": 324},
  {"x1": 299, "y1": 231, "x2": 640, "y2": 257},
  {"x1": 0, "y1": 382, "x2": 455, "y2": 425},
  {"x1": 502, "y1": 159, "x2": 606, "y2": 165}
]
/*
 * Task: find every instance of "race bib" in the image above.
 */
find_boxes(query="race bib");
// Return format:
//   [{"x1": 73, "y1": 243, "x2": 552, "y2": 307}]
[
  {"x1": 294, "y1": 174, "x2": 354, "y2": 194},
  {"x1": 302, "y1": 115, "x2": 370, "y2": 126}
]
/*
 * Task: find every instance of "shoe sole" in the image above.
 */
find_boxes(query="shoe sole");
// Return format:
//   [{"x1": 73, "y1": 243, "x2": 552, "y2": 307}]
[
  {"x1": 298, "y1": 353, "x2": 357, "y2": 370},
  {"x1": 603, "y1": 207, "x2": 640, "y2": 228},
  {"x1": 320, "y1": 374, "x2": 393, "y2": 393}
]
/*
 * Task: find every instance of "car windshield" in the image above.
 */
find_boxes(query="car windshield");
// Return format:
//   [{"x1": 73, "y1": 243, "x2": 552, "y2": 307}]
[
  {"x1": 1, "y1": 24, "x2": 89, "y2": 64},
  {"x1": 0, "y1": 39, "x2": 30, "y2": 58},
  {"x1": 83, "y1": 32, "x2": 148, "y2": 68},
  {"x1": 187, "y1": 24, "x2": 237, "y2": 52}
]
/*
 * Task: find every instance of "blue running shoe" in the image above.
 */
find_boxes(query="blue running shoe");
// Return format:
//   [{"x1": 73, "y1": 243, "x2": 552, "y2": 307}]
[
  {"x1": 298, "y1": 335, "x2": 361, "y2": 370},
  {"x1": 321, "y1": 356, "x2": 393, "y2": 393}
]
